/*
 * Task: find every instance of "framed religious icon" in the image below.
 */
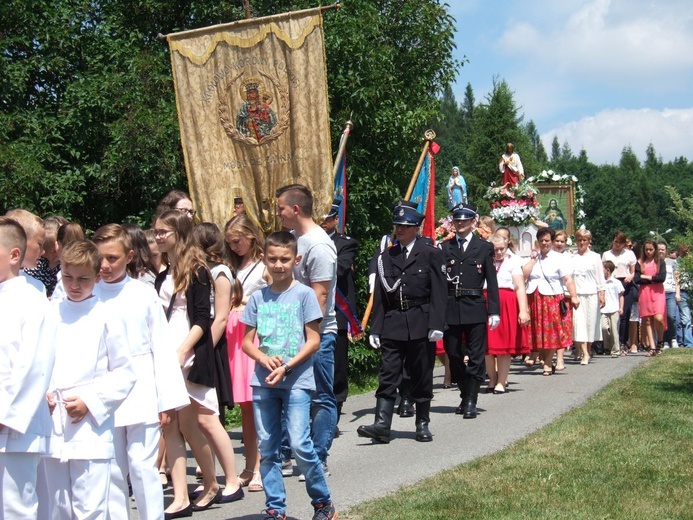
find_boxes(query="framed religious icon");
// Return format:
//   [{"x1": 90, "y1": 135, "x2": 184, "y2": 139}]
[{"x1": 535, "y1": 183, "x2": 575, "y2": 235}]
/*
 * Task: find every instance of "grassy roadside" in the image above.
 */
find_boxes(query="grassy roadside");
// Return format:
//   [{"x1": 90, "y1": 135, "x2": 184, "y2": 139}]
[{"x1": 346, "y1": 350, "x2": 693, "y2": 520}]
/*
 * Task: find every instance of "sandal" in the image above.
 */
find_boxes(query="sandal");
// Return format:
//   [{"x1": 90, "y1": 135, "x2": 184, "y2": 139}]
[
  {"x1": 248, "y1": 471, "x2": 263, "y2": 492},
  {"x1": 238, "y1": 469, "x2": 254, "y2": 487}
]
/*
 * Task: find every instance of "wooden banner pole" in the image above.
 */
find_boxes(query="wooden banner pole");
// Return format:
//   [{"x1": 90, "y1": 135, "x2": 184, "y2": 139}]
[{"x1": 360, "y1": 129, "x2": 436, "y2": 334}]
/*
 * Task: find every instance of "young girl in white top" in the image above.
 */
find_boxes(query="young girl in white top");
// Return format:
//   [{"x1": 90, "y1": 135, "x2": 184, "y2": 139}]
[
  {"x1": 154, "y1": 211, "x2": 243, "y2": 519},
  {"x1": 224, "y1": 214, "x2": 269, "y2": 491}
]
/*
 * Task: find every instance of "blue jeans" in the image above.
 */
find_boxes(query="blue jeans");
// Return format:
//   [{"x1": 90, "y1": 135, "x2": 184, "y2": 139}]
[
  {"x1": 665, "y1": 292, "x2": 678, "y2": 343},
  {"x1": 311, "y1": 333, "x2": 337, "y2": 463},
  {"x1": 677, "y1": 291, "x2": 693, "y2": 347},
  {"x1": 253, "y1": 386, "x2": 331, "y2": 514}
]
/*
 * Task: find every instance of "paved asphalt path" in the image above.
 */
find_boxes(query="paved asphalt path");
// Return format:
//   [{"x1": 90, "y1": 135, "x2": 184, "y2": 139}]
[{"x1": 134, "y1": 352, "x2": 647, "y2": 520}]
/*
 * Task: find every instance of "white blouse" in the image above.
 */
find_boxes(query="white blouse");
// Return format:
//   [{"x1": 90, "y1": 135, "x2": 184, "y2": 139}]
[
  {"x1": 495, "y1": 253, "x2": 523, "y2": 290},
  {"x1": 602, "y1": 248, "x2": 636, "y2": 279},
  {"x1": 526, "y1": 250, "x2": 572, "y2": 295},
  {"x1": 572, "y1": 250, "x2": 606, "y2": 295}
]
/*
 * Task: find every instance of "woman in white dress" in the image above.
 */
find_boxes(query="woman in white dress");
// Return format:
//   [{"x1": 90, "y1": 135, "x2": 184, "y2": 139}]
[
  {"x1": 154, "y1": 211, "x2": 243, "y2": 519},
  {"x1": 571, "y1": 229, "x2": 606, "y2": 365}
]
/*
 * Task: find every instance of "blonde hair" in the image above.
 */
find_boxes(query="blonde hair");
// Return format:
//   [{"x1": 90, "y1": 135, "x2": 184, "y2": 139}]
[
  {"x1": 156, "y1": 210, "x2": 210, "y2": 294},
  {"x1": 224, "y1": 214, "x2": 264, "y2": 271},
  {"x1": 478, "y1": 216, "x2": 496, "y2": 234},
  {"x1": 495, "y1": 226, "x2": 516, "y2": 253},
  {"x1": 489, "y1": 233, "x2": 508, "y2": 248},
  {"x1": 61, "y1": 240, "x2": 101, "y2": 276},
  {"x1": 554, "y1": 230, "x2": 569, "y2": 241},
  {"x1": 574, "y1": 228, "x2": 592, "y2": 243},
  {"x1": 0, "y1": 217, "x2": 27, "y2": 264},
  {"x1": 92, "y1": 223, "x2": 133, "y2": 252},
  {"x1": 4, "y1": 209, "x2": 43, "y2": 239}
]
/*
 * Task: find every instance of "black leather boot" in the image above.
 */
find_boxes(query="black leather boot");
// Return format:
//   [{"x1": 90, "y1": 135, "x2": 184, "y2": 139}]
[
  {"x1": 463, "y1": 378, "x2": 481, "y2": 419},
  {"x1": 415, "y1": 401, "x2": 433, "y2": 442},
  {"x1": 455, "y1": 375, "x2": 469, "y2": 414},
  {"x1": 357, "y1": 398, "x2": 395, "y2": 444},
  {"x1": 399, "y1": 396, "x2": 415, "y2": 418}
]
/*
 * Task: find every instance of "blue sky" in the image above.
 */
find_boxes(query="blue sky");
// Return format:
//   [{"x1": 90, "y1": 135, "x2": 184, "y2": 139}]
[{"x1": 447, "y1": 0, "x2": 693, "y2": 165}]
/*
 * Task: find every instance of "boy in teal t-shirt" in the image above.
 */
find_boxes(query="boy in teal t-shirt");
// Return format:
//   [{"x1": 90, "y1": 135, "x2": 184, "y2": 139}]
[{"x1": 241, "y1": 231, "x2": 336, "y2": 520}]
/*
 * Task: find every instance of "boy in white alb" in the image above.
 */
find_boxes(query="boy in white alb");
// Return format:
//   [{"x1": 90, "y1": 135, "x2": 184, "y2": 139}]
[
  {"x1": 4, "y1": 209, "x2": 47, "y2": 296},
  {"x1": 0, "y1": 217, "x2": 53, "y2": 518},
  {"x1": 601, "y1": 260, "x2": 625, "y2": 357},
  {"x1": 92, "y1": 224, "x2": 189, "y2": 520},
  {"x1": 42, "y1": 240, "x2": 136, "y2": 520}
]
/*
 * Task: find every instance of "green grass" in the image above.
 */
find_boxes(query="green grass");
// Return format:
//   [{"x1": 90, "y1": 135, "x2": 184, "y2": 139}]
[{"x1": 346, "y1": 350, "x2": 693, "y2": 520}]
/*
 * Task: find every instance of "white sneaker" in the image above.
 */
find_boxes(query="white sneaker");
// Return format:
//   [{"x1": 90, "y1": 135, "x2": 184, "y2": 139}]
[
  {"x1": 662, "y1": 342, "x2": 670, "y2": 350},
  {"x1": 671, "y1": 340, "x2": 679, "y2": 348},
  {"x1": 298, "y1": 462, "x2": 328, "y2": 482},
  {"x1": 281, "y1": 459, "x2": 293, "y2": 478}
]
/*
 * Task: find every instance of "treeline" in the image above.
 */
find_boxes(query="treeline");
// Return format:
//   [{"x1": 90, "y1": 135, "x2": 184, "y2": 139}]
[{"x1": 431, "y1": 80, "x2": 693, "y2": 252}]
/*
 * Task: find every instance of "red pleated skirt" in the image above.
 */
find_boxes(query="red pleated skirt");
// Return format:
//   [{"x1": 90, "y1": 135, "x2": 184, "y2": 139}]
[{"x1": 487, "y1": 288, "x2": 530, "y2": 356}]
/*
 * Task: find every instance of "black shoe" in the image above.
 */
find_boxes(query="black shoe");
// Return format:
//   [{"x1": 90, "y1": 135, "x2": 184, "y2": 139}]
[
  {"x1": 191, "y1": 489, "x2": 222, "y2": 511},
  {"x1": 415, "y1": 421, "x2": 433, "y2": 442},
  {"x1": 462, "y1": 378, "x2": 481, "y2": 419},
  {"x1": 164, "y1": 503, "x2": 193, "y2": 520},
  {"x1": 455, "y1": 400, "x2": 465, "y2": 415},
  {"x1": 463, "y1": 399, "x2": 478, "y2": 419},
  {"x1": 357, "y1": 423, "x2": 391, "y2": 443},
  {"x1": 399, "y1": 397, "x2": 415, "y2": 418},
  {"x1": 219, "y1": 486, "x2": 244, "y2": 503},
  {"x1": 358, "y1": 398, "x2": 394, "y2": 443},
  {"x1": 415, "y1": 400, "x2": 432, "y2": 442}
]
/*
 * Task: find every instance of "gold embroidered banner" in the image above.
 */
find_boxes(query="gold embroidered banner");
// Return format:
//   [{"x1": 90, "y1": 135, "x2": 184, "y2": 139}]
[{"x1": 167, "y1": 8, "x2": 333, "y2": 232}]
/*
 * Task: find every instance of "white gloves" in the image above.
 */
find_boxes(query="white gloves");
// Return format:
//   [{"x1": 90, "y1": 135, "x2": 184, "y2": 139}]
[
  {"x1": 488, "y1": 315, "x2": 500, "y2": 330},
  {"x1": 369, "y1": 334, "x2": 381, "y2": 349},
  {"x1": 427, "y1": 329, "x2": 444, "y2": 342}
]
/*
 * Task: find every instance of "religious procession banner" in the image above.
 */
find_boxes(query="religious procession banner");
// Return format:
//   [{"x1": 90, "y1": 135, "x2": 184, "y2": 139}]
[{"x1": 167, "y1": 7, "x2": 333, "y2": 232}]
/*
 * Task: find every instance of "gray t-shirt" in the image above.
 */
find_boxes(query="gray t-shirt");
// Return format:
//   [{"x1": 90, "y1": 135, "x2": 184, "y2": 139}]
[
  {"x1": 241, "y1": 282, "x2": 323, "y2": 390},
  {"x1": 294, "y1": 225, "x2": 338, "y2": 335}
]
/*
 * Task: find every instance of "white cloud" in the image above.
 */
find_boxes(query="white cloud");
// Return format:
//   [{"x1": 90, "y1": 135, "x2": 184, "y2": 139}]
[
  {"x1": 498, "y1": 0, "x2": 693, "y2": 89},
  {"x1": 541, "y1": 108, "x2": 693, "y2": 165}
]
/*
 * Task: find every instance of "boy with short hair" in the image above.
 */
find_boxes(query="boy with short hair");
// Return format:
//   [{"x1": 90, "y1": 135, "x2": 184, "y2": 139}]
[
  {"x1": 92, "y1": 224, "x2": 189, "y2": 520},
  {"x1": 25, "y1": 216, "x2": 68, "y2": 298},
  {"x1": 42, "y1": 240, "x2": 136, "y2": 519},
  {"x1": 0, "y1": 217, "x2": 53, "y2": 518},
  {"x1": 4, "y1": 209, "x2": 47, "y2": 296},
  {"x1": 602, "y1": 260, "x2": 625, "y2": 357},
  {"x1": 241, "y1": 231, "x2": 337, "y2": 520}
]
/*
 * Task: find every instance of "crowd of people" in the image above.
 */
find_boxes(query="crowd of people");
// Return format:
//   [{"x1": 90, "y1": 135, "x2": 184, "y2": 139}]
[{"x1": 1, "y1": 180, "x2": 691, "y2": 520}]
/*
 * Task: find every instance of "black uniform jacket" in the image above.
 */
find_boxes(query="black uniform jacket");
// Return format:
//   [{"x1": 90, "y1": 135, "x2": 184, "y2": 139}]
[
  {"x1": 371, "y1": 238, "x2": 446, "y2": 341},
  {"x1": 332, "y1": 233, "x2": 359, "y2": 330},
  {"x1": 441, "y1": 234, "x2": 500, "y2": 325}
]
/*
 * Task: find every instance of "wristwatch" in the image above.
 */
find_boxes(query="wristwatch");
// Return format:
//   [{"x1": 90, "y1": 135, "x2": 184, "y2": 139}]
[{"x1": 281, "y1": 363, "x2": 292, "y2": 375}]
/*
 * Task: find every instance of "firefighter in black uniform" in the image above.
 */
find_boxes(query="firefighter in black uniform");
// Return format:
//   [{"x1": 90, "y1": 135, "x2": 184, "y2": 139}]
[
  {"x1": 320, "y1": 198, "x2": 359, "y2": 436},
  {"x1": 441, "y1": 203, "x2": 500, "y2": 418},
  {"x1": 357, "y1": 202, "x2": 446, "y2": 443}
]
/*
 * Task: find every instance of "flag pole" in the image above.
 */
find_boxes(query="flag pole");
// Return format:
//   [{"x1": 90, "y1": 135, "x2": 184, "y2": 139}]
[
  {"x1": 360, "y1": 129, "x2": 437, "y2": 333},
  {"x1": 404, "y1": 129, "x2": 436, "y2": 199},
  {"x1": 332, "y1": 120, "x2": 354, "y2": 181}
]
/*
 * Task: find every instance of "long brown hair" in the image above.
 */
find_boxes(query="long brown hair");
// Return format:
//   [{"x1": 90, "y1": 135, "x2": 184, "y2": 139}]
[
  {"x1": 223, "y1": 214, "x2": 264, "y2": 271},
  {"x1": 156, "y1": 210, "x2": 210, "y2": 294},
  {"x1": 194, "y1": 222, "x2": 242, "y2": 307}
]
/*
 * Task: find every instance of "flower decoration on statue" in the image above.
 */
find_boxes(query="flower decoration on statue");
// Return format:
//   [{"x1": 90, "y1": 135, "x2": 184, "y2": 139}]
[{"x1": 483, "y1": 180, "x2": 540, "y2": 226}]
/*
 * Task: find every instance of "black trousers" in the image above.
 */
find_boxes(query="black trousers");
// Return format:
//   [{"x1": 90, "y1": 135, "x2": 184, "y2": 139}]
[
  {"x1": 444, "y1": 322, "x2": 488, "y2": 393},
  {"x1": 375, "y1": 337, "x2": 435, "y2": 403},
  {"x1": 333, "y1": 328, "x2": 349, "y2": 404}
]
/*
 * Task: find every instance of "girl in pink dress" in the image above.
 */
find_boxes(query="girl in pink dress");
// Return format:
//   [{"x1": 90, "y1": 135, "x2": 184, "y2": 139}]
[
  {"x1": 634, "y1": 239, "x2": 666, "y2": 355},
  {"x1": 224, "y1": 214, "x2": 269, "y2": 492}
]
